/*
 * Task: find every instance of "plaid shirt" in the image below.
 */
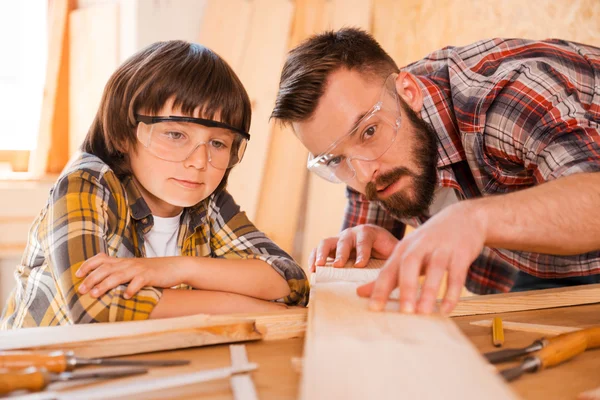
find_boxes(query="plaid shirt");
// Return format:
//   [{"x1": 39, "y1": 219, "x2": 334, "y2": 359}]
[
  {"x1": 2, "y1": 153, "x2": 309, "y2": 329},
  {"x1": 343, "y1": 38, "x2": 600, "y2": 295}
]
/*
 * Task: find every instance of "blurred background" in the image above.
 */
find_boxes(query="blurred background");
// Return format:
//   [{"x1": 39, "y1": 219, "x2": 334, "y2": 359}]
[{"x1": 0, "y1": 0, "x2": 599, "y2": 310}]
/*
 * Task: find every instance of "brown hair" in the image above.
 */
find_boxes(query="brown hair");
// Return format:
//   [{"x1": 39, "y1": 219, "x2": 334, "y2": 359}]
[
  {"x1": 271, "y1": 28, "x2": 399, "y2": 124},
  {"x1": 82, "y1": 40, "x2": 251, "y2": 191}
]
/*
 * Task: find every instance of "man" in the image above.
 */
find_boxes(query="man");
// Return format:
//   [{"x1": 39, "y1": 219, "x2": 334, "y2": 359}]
[{"x1": 270, "y1": 28, "x2": 600, "y2": 315}]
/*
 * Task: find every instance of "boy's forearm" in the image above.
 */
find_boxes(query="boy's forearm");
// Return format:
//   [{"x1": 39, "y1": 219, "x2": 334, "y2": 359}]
[
  {"x1": 149, "y1": 288, "x2": 287, "y2": 319},
  {"x1": 178, "y1": 257, "x2": 291, "y2": 300}
]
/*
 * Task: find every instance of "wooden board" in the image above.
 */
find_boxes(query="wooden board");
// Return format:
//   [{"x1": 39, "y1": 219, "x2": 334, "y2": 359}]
[
  {"x1": 29, "y1": 0, "x2": 74, "y2": 176},
  {"x1": 300, "y1": 281, "x2": 516, "y2": 399},
  {"x1": 254, "y1": 0, "x2": 330, "y2": 257},
  {"x1": 230, "y1": 308, "x2": 308, "y2": 341},
  {"x1": 470, "y1": 319, "x2": 581, "y2": 336},
  {"x1": 0, "y1": 314, "x2": 261, "y2": 359},
  {"x1": 68, "y1": 3, "x2": 120, "y2": 157}
]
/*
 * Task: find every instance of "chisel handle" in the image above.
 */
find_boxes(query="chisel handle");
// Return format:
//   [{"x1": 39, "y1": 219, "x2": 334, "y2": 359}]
[
  {"x1": 539, "y1": 327, "x2": 600, "y2": 369},
  {"x1": 0, "y1": 368, "x2": 49, "y2": 395},
  {"x1": 0, "y1": 351, "x2": 68, "y2": 373}
]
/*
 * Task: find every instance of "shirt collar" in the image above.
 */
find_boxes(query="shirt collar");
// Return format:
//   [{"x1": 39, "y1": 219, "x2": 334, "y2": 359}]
[{"x1": 414, "y1": 75, "x2": 466, "y2": 168}]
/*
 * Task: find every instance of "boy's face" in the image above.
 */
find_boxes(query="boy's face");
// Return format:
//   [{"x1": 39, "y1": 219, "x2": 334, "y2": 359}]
[{"x1": 129, "y1": 99, "x2": 232, "y2": 217}]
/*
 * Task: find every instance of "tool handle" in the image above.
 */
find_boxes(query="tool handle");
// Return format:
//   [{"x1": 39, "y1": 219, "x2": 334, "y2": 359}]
[
  {"x1": 580, "y1": 326, "x2": 600, "y2": 349},
  {"x1": 539, "y1": 330, "x2": 588, "y2": 369},
  {"x1": 0, "y1": 368, "x2": 49, "y2": 395},
  {"x1": 0, "y1": 351, "x2": 68, "y2": 373}
]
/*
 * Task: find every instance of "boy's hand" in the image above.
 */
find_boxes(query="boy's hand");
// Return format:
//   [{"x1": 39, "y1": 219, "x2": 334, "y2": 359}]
[{"x1": 76, "y1": 254, "x2": 187, "y2": 299}]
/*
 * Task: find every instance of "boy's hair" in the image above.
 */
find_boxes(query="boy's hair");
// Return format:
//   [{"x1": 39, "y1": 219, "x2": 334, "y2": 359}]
[
  {"x1": 271, "y1": 28, "x2": 399, "y2": 124},
  {"x1": 82, "y1": 40, "x2": 251, "y2": 192}
]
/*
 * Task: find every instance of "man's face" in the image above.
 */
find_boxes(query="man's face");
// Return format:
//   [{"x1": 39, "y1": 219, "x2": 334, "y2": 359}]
[{"x1": 292, "y1": 69, "x2": 439, "y2": 219}]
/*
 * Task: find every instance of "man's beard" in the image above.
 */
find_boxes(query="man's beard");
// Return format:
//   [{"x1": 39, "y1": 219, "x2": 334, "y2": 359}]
[{"x1": 365, "y1": 100, "x2": 439, "y2": 220}]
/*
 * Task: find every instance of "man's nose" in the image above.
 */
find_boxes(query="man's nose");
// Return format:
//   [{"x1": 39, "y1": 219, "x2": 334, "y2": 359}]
[{"x1": 350, "y1": 158, "x2": 378, "y2": 184}]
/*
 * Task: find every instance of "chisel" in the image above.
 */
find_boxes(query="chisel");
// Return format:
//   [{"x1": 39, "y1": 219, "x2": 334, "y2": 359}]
[
  {"x1": 498, "y1": 326, "x2": 600, "y2": 381},
  {"x1": 0, "y1": 350, "x2": 189, "y2": 372},
  {"x1": 0, "y1": 366, "x2": 147, "y2": 395}
]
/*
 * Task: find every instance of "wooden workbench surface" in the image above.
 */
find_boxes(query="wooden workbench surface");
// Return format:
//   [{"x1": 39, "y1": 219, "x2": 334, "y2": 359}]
[{"x1": 51, "y1": 303, "x2": 600, "y2": 400}]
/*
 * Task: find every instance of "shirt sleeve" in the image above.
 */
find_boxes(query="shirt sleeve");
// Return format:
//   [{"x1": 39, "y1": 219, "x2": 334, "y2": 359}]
[
  {"x1": 342, "y1": 186, "x2": 406, "y2": 239},
  {"x1": 39, "y1": 170, "x2": 162, "y2": 323},
  {"x1": 208, "y1": 190, "x2": 309, "y2": 306}
]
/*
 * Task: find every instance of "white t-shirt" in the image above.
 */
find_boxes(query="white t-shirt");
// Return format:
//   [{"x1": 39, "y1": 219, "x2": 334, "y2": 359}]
[{"x1": 144, "y1": 212, "x2": 183, "y2": 258}]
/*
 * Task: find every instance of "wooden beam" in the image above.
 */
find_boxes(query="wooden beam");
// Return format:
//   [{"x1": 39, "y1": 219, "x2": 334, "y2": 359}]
[
  {"x1": 470, "y1": 320, "x2": 581, "y2": 336},
  {"x1": 29, "y1": 0, "x2": 75, "y2": 176},
  {"x1": 0, "y1": 314, "x2": 261, "y2": 358},
  {"x1": 300, "y1": 281, "x2": 516, "y2": 399},
  {"x1": 230, "y1": 308, "x2": 308, "y2": 341},
  {"x1": 450, "y1": 284, "x2": 600, "y2": 317}
]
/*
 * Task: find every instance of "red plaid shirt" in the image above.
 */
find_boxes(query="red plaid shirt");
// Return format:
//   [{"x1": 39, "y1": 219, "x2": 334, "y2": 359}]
[{"x1": 342, "y1": 38, "x2": 600, "y2": 294}]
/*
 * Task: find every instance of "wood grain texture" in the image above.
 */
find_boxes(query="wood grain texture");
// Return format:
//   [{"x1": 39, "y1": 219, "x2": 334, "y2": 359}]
[
  {"x1": 300, "y1": 281, "x2": 516, "y2": 399},
  {"x1": 229, "y1": 308, "x2": 308, "y2": 341},
  {"x1": 450, "y1": 284, "x2": 600, "y2": 317},
  {"x1": 471, "y1": 320, "x2": 582, "y2": 336},
  {"x1": 29, "y1": 0, "x2": 74, "y2": 176},
  {"x1": 0, "y1": 314, "x2": 261, "y2": 358}
]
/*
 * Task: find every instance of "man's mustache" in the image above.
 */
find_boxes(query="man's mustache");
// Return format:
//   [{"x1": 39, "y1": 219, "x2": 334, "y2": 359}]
[{"x1": 365, "y1": 167, "x2": 414, "y2": 200}]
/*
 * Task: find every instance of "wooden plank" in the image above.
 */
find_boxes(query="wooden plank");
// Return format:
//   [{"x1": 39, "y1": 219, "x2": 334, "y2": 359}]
[
  {"x1": 0, "y1": 314, "x2": 261, "y2": 358},
  {"x1": 450, "y1": 284, "x2": 600, "y2": 317},
  {"x1": 68, "y1": 3, "x2": 119, "y2": 157},
  {"x1": 230, "y1": 308, "x2": 308, "y2": 341},
  {"x1": 29, "y1": 0, "x2": 74, "y2": 176},
  {"x1": 300, "y1": 281, "x2": 516, "y2": 399},
  {"x1": 202, "y1": 0, "x2": 293, "y2": 222},
  {"x1": 254, "y1": 0, "x2": 330, "y2": 257},
  {"x1": 470, "y1": 319, "x2": 581, "y2": 336}
]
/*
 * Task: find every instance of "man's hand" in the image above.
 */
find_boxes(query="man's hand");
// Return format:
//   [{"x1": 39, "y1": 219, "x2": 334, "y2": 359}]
[
  {"x1": 308, "y1": 224, "x2": 398, "y2": 272},
  {"x1": 357, "y1": 201, "x2": 487, "y2": 315},
  {"x1": 76, "y1": 254, "x2": 187, "y2": 299}
]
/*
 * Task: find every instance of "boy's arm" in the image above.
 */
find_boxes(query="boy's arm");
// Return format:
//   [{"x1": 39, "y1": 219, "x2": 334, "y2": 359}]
[
  {"x1": 207, "y1": 190, "x2": 310, "y2": 306},
  {"x1": 149, "y1": 288, "x2": 287, "y2": 319}
]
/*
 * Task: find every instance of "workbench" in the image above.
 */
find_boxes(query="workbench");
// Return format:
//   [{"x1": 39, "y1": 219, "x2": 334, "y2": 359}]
[{"x1": 28, "y1": 297, "x2": 600, "y2": 399}]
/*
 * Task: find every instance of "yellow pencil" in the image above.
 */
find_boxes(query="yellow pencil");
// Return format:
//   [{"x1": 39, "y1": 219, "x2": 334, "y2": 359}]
[{"x1": 492, "y1": 317, "x2": 505, "y2": 347}]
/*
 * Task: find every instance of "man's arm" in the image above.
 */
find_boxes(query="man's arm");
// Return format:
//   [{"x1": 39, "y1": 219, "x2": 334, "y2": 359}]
[{"x1": 480, "y1": 172, "x2": 600, "y2": 255}]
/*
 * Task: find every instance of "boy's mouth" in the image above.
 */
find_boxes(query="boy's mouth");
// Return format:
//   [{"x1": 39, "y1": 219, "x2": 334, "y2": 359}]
[{"x1": 172, "y1": 178, "x2": 203, "y2": 189}]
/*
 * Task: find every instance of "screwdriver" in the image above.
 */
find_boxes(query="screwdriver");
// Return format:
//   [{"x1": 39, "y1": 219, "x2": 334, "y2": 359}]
[
  {"x1": 498, "y1": 326, "x2": 600, "y2": 381},
  {"x1": 0, "y1": 366, "x2": 147, "y2": 395},
  {"x1": 0, "y1": 350, "x2": 189, "y2": 373}
]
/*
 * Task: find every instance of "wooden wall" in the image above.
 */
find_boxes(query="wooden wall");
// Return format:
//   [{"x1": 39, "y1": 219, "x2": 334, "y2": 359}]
[{"x1": 30, "y1": 0, "x2": 600, "y2": 272}]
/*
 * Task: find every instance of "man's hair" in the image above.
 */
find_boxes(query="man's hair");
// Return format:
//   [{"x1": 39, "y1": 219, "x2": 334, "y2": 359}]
[
  {"x1": 271, "y1": 28, "x2": 399, "y2": 124},
  {"x1": 82, "y1": 40, "x2": 251, "y2": 191}
]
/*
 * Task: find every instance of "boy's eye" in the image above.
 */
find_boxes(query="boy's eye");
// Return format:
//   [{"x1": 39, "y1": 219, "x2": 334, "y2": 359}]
[
  {"x1": 210, "y1": 140, "x2": 228, "y2": 150},
  {"x1": 162, "y1": 131, "x2": 186, "y2": 141}
]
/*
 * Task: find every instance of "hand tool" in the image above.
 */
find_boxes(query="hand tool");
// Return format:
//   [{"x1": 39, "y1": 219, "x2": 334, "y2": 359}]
[
  {"x1": 492, "y1": 317, "x2": 504, "y2": 347},
  {"x1": 484, "y1": 326, "x2": 600, "y2": 364},
  {"x1": 0, "y1": 366, "x2": 147, "y2": 395},
  {"x1": 0, "y1": 350, "x2": 189, "y2": 372},
  {"x1": 496, "y1": 327, "x2": 600, "y2": 382}
]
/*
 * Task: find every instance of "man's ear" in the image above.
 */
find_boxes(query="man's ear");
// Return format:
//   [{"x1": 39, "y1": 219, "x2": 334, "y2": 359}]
[{"x1": 394, "y1": 72, "x2": 423, "y2": 113}]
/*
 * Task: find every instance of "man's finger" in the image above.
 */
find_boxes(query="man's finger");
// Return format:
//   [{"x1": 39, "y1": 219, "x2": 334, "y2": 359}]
[
  {"x1": 398, "y1": 248, "x2": 425, "y2": 314},
  {"x1": 368, "y1": 262, "x2": 400, "y2": 311},
  {"x1": 416, "y1": 250, "x2": 449, "y2": 315},
  {"x1": 308, "y1": 248, "x2": 317, "y2": 273},
  {"x1": 316, "y1": 238, "x2": 337, "y2": 266},
  {"x1": 441, "y1": 259, "x2": 469, "y2": 315},
  {"x1": 354, "y1": 228, "x2": 374, "y2": 268},
  {"x1": 333, "y1": 232, "x2": 354, "y2": 267},
  {"x1": 356, "y1": 280, "x2": 376, "y2": 297}
]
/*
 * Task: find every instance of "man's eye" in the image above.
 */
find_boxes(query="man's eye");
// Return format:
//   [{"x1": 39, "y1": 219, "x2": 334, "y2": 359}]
[
  {"x1": 362, "y1": 125, "x2": 377, "y2": 140},
  {"x1": 326, "y1": 156, "x2": 344, "y2": 167}
]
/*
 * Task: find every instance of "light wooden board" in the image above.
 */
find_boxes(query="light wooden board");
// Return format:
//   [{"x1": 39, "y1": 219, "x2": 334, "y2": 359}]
[
  {"x1": 203, "y1": 0, "x2": 294, "y2": 221},
  {"x1": 29, "y1": 0, "x2": 74, "y2": 176},
  {"x1": 0, "y1": 314, "x2": 261, "y2": 358},
  {"x1": 68, "y1": 3, "x2": 120, "y2": 157},
  {"x1": 254, "y1": 0, "x2": 331, "y2": 258},
  {"x1": 300, "y1": 281, "x2": 516, "y2": 399},
  {"x1": 229, "y1": 308, "x2": 308, "y2": 341},
  {"x1": 470, "y1": 319, "x2": 581, "y2": 336}
]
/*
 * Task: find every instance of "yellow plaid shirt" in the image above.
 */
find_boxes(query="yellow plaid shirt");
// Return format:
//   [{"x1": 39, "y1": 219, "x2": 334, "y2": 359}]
[{"x1": 1, "y1": 153, "x2": 309, "y2": 329}]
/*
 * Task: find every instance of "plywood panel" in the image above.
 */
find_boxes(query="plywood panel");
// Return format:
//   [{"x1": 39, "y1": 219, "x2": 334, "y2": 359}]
[{"x1": 69, "y1": 3, "x2": 119, "y2": 156}]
